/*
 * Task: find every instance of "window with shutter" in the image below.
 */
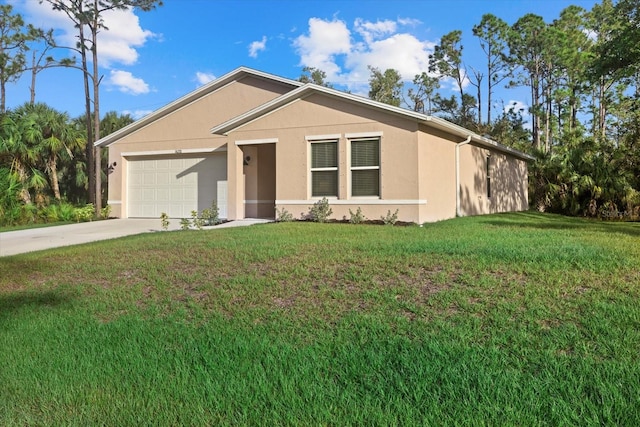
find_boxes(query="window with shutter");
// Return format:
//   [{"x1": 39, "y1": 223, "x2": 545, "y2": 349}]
[
  {"x1": 350, "y1": 138, "x2": 380, "y2": 197},
  {"x1": 310, "y1": 140, "x2": 338, "y2": 197}
]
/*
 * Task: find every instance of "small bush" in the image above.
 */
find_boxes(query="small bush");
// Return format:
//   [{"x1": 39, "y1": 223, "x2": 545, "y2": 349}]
[
  {"x1": 349, "y1": 207, "x2": 366, "y2": 224},
  {"x1": 191, "y1": 210, "x2": 204, "y2": 230},
  {"x1": 100, "y1": 204, "x2": 112, "y2": 219},
  {"x1": 160, "y1": 212, "x2": 170, "y2": 230},
  {"x1": 180, "y1": 218, "x2": 191, "y2": 230},
  {"x1": 201, "y1": 201, "x2": 220, "y2": 226},
  {"x1": 309, "y1": 197, "x2": 333, "y2": 223},
  {"x1": 74, "y1": 204, "x2": 94, "y2": 222},
  {"x1": 58, "y1": 203, "x2": 76, "y2": 222},
  {"x1": 40, "y1": 204, "x2": 59, "y2": 223},
  {"x1": 381, "y1": 209, "x2": 399, "y2": 226},
  {"x1": 275, "y1": 207, "x2": 294, "y2": 222}
]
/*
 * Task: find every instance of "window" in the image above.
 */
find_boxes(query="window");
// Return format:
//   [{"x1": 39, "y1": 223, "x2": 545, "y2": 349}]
[
  {"x1": 311, "y1": 140, "x2": 338, "y2": 197},
  {"x1": 486, "y1": 155, "x2": 491, "y2": 198},
  {"x1": 351, "y1": 138, "x2": 380, "y2": 197}
]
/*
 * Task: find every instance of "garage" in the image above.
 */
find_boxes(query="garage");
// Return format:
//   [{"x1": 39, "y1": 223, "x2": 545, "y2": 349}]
[{"x1": 127, "y1": 154, "x2": 227, "y2": 218}]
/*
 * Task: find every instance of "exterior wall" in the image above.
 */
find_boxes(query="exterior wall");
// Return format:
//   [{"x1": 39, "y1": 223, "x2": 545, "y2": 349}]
[
  {"x1": 418, "y1": 125, "x2": 457, "y2": 222},
  {"x1": 459, "y1": 144, "x2": 529, "y2": 216},
  {"x1": 224, "y1": 93, "x2": 425, "y2": 223},
  {"x1": 107, "y1": 76, "x2": 291, "y2": 217}
]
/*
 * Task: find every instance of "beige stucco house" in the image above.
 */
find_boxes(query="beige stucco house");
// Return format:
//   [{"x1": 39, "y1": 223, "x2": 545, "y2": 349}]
[{"x1": 95, "y1": 67, "x2": 532, "y2": 224}]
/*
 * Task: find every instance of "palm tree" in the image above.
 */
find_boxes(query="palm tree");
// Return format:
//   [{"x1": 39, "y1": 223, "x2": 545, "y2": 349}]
[
  {"x1": 13, "y1": 103, "x2": 82, "y2": 200},
  {"x1": 0, "y1": 110, "x2": 47, "y2": 204}
]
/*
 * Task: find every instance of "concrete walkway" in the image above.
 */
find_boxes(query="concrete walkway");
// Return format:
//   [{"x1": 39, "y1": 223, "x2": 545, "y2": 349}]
[{"x1": 0, "y1": 218, "x2": 273, "y2": 257}]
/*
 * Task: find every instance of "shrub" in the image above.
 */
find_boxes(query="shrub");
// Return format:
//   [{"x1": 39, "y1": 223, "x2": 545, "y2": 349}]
[
  {"x1": 100, "y1": 204, "x2": 112, "y2": 219},
  {"x1": 41, "y1": 205, "x2": 60, "y2": 223},
  {"x1": 380, "y1": 209, "x2": 399, "y2": 226},
  {"x1": 349, "y1": 207, "x2": 366, "y2": 224},
  {"x1": 201, "y1": 201, "x2": 220, "y2": 226},
  {"x1": 160, "y1": 212, "x2": 170, "y2": 230},
  {"x1": 180, "y1": 218, "x2": 191, "y2": 230},
  {"x1": 308, "y1": 197, "x2": 333, "y2": 223},
  {"x1": 74, "y1": 204, "x2": 95, "y2": 222},
  {"x1": 191, "y1": 210, "x2": 204, "y2": 230},
  {"x1": 275, "y1": 207, "x2": 294, "y2": 222},
  {"x1": 58, "y1": 203, "x2": 76, "y2": 222}
]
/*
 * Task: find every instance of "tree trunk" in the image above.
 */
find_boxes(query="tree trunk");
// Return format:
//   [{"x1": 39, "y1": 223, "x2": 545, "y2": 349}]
[
  {"x1": 599, "y1": 76, "x2": 606, "y2": 139},
  {"x1": 1, "y1": 79, "x2": 5, "y2": 114},
  {"x1": 16, "y1": 163, "x2": 31, "y2": 204},
  {"x1": 92, "y1": 0, "x2": 102, "y2": 214},
  {"x1": 570, "y1": 85, "x2": 577, "y2": 132},
  {"x1": 49, "y1": 156, "x2": 61, "y2": 200},
  {"x1": 545, "y1": 86, "x2": 551, "y2": 152},
  {"x1": 531, "y1": 76, "x2": 541, "y2": 150},
  {"x1": 30, "y1": 50, "x2": 36, "y2": 104},
  {"x1": 78, "y1": 15, "x2": 95, "y2": 207}
]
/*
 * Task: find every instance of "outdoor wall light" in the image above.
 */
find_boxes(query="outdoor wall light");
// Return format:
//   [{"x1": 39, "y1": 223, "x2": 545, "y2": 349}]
[
  {"x1": 244, "y1": 156, "x2": 251, "y2": 166},
  {"x1": 108, "y1": 161, "x2": 117, "y2": 174}
]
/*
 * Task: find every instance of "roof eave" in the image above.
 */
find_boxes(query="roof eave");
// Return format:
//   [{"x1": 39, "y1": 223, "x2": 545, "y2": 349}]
[{"x1": 424, "y1": 116, "x2": 534, "y2": 161}]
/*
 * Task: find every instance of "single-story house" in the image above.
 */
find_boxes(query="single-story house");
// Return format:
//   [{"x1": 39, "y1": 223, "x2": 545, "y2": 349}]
[{"x1": 95, "y1": 67, "x2": 532, "y2": 224}]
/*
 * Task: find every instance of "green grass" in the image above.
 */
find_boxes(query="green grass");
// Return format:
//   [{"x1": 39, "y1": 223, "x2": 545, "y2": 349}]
[{"x1": 1, "y1": 212, "x2": 639, "y2": 425}]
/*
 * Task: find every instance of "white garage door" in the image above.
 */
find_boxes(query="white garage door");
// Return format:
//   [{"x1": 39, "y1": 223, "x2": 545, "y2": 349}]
[{"x1": 127, "y1": 154, "x2": 227, "y2": 218}]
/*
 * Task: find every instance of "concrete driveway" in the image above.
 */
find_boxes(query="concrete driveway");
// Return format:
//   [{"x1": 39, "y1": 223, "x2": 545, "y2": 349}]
[{"x1": 0, "y1": 218, "x2": 272, "y2": 257}]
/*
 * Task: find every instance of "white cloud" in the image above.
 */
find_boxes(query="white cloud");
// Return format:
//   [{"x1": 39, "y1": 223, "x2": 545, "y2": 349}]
[
  {"x1": 293, "y1": 18, "x2": 351, "y2": 80},
  {"x1": 505, "y1": 100, "x2": 529, "y2": 116},
  {"x1": 19, "y1": 0, "x2": 157, "y2": 67},
  {"x1": 347, "y1": 33, "x2": 433, "y2": 82},
  {"x1": 195, "y1": 72, "x2": 216, "y2": 85},
  {"x1": 397, "y1": 17, "x2": 422, "y2": 27},
  {"x1": 294, "y1": 17, "x2": 437, "y2": 95},
  {"x1": 122, "y1": 109, "x2": 153, "y2": 119},
  {"x1": 109, "y1": 70, "x2": 150, "y2": 95},
  {"x1": 354, "y1": 18, "x2": 396, "y2": 44},
  {"x1": 98, "y1": 8, "x2": 157, "y2": 66},
  {"x1": 248, "y1": 36, "x2": 267, "y2": 58}
]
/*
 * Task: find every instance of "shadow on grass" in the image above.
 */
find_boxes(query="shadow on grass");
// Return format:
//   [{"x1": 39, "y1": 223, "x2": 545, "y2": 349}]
[
  {"x1": 0, "y1": 291, "x2": 72, "y2": 323},
  {"x1": 480, "y1": 211, "x2": 640, "y2": 238}
]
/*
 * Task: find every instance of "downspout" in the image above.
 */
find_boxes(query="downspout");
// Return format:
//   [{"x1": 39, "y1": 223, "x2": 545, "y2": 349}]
[{"x1": 455, "y1": 136, "x2": 472, "y2": 217}]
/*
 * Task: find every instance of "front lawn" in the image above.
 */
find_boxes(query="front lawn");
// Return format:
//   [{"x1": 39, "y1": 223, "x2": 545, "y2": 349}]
[{"x1": 1, "y1": 212, "x2": 639, "y2": 425}]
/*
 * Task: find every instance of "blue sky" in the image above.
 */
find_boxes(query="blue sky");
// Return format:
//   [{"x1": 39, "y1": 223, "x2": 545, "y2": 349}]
[{"x1": 7, "y1": 0, "x2": 598, "y2": 122}]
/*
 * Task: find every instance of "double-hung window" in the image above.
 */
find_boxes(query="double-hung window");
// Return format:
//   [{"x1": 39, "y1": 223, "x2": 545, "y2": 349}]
[
  {"x1": 351, "y1": 138, "x2": 380, "y2": 197},
  {"x1": 311, "y1": 140, "x2": 338, "y2": 197}
]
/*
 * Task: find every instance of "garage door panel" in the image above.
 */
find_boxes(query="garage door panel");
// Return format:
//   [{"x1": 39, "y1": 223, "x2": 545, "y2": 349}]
[
  {"x1": 128, "y1": 154, "x2": 227, "y2": 218},
  {"x1": 156, "y1": 172, "x2": 170, "y2": 185},
  {"x1": 143, "y1": 174, "x2": 156, "y2": 185}
]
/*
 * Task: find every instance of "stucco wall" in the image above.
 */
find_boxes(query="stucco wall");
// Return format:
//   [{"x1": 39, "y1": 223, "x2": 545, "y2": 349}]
[
  {"x1": 418, "y1": 125, "x2": 457, "y2": 222},
  {"x1": 225, "y1": 93, "x2": 425, "y2": 223},
  {"x1": 459, "y1": 144, "x2": 528, "y2": 216},
  {"x1": 106, "y1": 76, "x2": 290, "y2": 217}
]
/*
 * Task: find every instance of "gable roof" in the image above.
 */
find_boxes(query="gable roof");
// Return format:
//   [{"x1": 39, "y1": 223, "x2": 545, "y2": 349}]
[
  {"x1": 210, "y1": 82, "x2": 534, "y2": 161},
  {"x1": 94, "y1": 67, "x2": 303, "y2": 148}
]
